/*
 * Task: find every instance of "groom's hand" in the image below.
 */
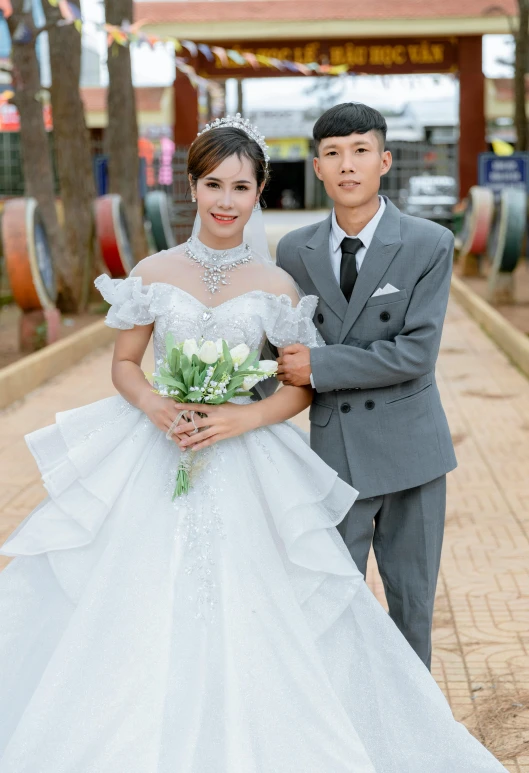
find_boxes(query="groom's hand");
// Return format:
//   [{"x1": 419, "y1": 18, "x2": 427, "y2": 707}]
[{"x1": 277, "y1": 344, "x2": 312, "y2": 386}]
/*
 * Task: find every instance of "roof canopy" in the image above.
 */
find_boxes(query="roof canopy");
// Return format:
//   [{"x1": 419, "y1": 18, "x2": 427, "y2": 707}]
[{"x1": 136, "y1": 0, "x2": 516, "y2": 40}]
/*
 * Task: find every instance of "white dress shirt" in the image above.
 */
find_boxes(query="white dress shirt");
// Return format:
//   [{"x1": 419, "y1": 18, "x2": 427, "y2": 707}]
[
  {"x1": 328, "y1": 195, "x2": 386, "y2": 282},
  {"x1": 309, "y1": 196, "x2": 386, "y2": 388}
]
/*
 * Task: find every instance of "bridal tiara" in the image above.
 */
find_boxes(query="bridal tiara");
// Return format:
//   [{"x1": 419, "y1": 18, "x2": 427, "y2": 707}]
[{"x1": 197, "y1": 114, "x2": 270, "y2": 167}]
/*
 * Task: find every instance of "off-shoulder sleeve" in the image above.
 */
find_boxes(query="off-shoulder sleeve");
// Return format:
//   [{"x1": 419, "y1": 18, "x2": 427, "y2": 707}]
[
  {"x1": 94, "y1": 274, "x2": 155, "y2": 330},
  {"x1": 264, "y1": 293, "x2": 325, "y2": 348}
]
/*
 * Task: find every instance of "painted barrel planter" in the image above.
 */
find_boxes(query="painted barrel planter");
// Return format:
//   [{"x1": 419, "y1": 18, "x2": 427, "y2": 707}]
[
  {"x1": 487, "y1": 187, "x2": 526, "y2": 303},
  {"x1": 2, "y1": 197, "x2": 56, "y2": 311},
  {"x1": 487, "y1": 187, "x2": 526, "y2": 272},
  {"x1": 144, "y1": 190, "x2": 175, "y2": 252},
  {"x1": 95, "y1": 194, "x2": 134, "y2": 277},
  {"x1": 458, "y1": 186, "x2": 495, "y2": 258}
]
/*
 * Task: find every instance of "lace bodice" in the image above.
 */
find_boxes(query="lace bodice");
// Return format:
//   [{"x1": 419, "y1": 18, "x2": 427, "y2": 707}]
[{"x1": 95, "y1": 275, "x2": 323, "y2": 372}]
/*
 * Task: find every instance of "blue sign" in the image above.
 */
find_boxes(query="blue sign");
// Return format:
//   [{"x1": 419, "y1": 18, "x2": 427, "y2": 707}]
[{"x1": 478, "y1": 152, "x2": 529, "y2": 194}]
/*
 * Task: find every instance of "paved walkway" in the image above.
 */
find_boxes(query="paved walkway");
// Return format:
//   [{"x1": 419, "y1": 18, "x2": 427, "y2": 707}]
[
  {"x1": 457, "y1": 258, "x2": 529, "y2": 336},
  {"x1": 1, "y1": 298, "x2": 528, "y2": 770}
]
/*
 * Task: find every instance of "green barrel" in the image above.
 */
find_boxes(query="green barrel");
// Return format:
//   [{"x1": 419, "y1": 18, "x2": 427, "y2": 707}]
[{"x1": 145, "y1": 191, "x2": 175, "y2": 252}]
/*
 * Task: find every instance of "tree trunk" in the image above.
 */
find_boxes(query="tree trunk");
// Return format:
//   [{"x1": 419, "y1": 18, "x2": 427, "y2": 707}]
[
  {"x1": 103, "y1": 0, "x2": 147, "y2": 264},
  {"x1": 514, "y1": 0, "x2": 529, "y2": 151},
  {"x1": 42, "y1": 0, "x2": 97, "y2": 312},
  {"x1": 7, "y1": 3, "x2": 66, "y2": 300},
  {"x1": 237, "y1": 79, "x2": 244, "y2": 115}
]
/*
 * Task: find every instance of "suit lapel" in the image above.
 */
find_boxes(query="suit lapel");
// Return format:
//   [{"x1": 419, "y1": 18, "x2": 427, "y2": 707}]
[
  {"x1": 339, "y1": 198, "x2": 403, "y2": 343},
  {"x1": 299, "y1": 214, "x2": 348, "y2": 322}
]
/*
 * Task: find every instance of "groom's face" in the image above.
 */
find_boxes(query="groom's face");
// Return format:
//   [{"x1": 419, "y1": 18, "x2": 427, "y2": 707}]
[{"x1": 313, "y1": 131, "x2": 391, "y2": 209}]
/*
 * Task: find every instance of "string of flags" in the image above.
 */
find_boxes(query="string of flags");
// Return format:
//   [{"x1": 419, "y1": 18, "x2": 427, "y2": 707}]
[
  {"x1": 0, "y1": 0, "x2": 351, "y2": 93},
  {"x1": 105, "y1": 29, "x2": 351, "y2": 87}
]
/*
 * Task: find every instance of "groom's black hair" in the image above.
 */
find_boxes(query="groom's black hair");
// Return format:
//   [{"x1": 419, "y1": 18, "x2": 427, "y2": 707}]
[{"x1": 313, "y1": 103, "x2": 387, "y2": 153}]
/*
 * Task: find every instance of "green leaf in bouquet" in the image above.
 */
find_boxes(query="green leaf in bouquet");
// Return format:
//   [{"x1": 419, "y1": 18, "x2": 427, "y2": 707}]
[
  {"x1": 178, "y1": 355, "x2": 191, "y2": 386},
  {"x1": 165, "y1": 332, "x2": 175, "y2": 356},
  {"x1": 191, "y1": 354, "x2": 200, "y2": 367},
  {"x1": 184, "y1": 366, "x2": 196, "y2": 389},
  {"x1": 222, "y1": 341, "x2": 233, "y2": 369},
  {"x1": 155, "y1": 374, "x2": 185, "y2": 390},
  {"x1": 239, "y1": 350, "x2": 259, "y2": 370},
  {"x1": 233, "y1": 369, "x2": 260, "y2": 382},
  {"x1": 169, "y1": 347, "x2": 179, "y2": 374},
  {"x1": 193, "y1": 367, "x2": 202, "y2": 387},
  {"x1": 185, "y1": 392, "x2": 205, "y2": 402},
  {"x1": 224, "y1": 388, "x2": 252, "y2": 400},
  {"x1": 209, "y1": 361, "x2": 221, "y2": 382},
  {"x1": 154, "y1": 374, "x2": 176, "y2": 385},
  {"x1": 227, "y1": 374, "x2": 246, "y2": 389},
  {"x1": 214, "y1": 361, "x2": 230, "y2": 381},
  {"x1": 206, "y1": 395, "x2": 226, "y2": 404}
]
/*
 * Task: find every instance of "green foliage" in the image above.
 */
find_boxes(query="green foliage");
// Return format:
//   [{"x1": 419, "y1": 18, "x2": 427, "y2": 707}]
[
  {"x1": 154, "y1": 338, "x2": 274, "y2": 406},
  {"x1": 161, "y1": 337, "x2": 277, "y2": 499}
]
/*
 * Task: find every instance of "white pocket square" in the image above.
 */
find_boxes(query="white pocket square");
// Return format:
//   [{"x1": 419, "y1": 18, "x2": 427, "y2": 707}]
[{"x1": 371, "y1": 283, "x2": 400, "y2": 298}]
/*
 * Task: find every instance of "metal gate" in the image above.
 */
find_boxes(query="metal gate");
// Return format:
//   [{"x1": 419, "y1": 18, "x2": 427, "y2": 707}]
[{"x1": 148, "y1": 145, "x2": 196, "y2": 244}]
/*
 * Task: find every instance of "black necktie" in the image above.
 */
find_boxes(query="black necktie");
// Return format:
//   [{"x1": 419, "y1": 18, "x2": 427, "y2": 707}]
[{"x1": 340, "y1": 236, "x2": 363, "y2": 303}]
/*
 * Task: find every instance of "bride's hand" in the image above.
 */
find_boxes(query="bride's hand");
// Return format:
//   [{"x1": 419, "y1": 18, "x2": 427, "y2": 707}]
[
  {"x1": 138, "y1": 393, "x2": 195, "y2": 444},
  {"x1": 171, "y1": 402, "x2": 259, "y2": 451}
]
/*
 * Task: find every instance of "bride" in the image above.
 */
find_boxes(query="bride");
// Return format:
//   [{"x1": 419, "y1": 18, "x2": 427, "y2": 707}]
[{"x1": 0, "y1": 117, "x2": 508, "y2": 772}]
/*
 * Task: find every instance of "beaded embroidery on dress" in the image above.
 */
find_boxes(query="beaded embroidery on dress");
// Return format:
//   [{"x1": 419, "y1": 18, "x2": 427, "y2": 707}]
[{"x1": 0, "y1": 266, "x2": 508, "y2": 772}]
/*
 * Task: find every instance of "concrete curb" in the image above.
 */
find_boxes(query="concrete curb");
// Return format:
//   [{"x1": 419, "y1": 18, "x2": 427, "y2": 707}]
[
  {"x1": 451, "y1": 274, "x2": 529, "y2": 379},
  {"x1": 0, "y1": 319, "x2": 116, "y2": 411}
]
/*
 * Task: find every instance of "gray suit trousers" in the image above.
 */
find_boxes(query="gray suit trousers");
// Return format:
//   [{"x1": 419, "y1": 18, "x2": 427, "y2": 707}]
[{"x1": 337, "y1": 475, "x2": 446, "y2": 670}]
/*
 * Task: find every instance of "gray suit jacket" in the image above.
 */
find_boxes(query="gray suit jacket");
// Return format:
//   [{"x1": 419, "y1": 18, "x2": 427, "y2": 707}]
[{"x1": 275, "y1": 197, "x2": 457, "y2": 499}]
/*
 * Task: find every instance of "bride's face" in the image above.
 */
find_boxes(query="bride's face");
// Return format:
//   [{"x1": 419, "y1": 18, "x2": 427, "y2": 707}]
[{"x1": 192, "y1": 154, "x2": 262, "y2": 248}]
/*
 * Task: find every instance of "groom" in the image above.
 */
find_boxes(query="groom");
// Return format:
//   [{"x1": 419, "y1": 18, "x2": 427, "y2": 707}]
[{"x1": 275, "y1": 102, "x2": 457, "y2": 670}]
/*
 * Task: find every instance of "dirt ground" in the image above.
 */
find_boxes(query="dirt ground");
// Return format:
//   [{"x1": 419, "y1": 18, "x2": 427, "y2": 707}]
[{"x1": 0, "y1": 304, "x2": 105, "y2": 370}]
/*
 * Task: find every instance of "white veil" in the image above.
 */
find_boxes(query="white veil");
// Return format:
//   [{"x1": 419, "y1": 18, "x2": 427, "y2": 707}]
[{"x1": 191, "y1": 206, "x2": 274, "y2": 265}]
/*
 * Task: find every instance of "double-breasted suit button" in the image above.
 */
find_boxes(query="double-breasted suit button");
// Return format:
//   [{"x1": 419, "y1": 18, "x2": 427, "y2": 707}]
[
  {"x1": 380, "y1": 311, "x2": 391, "y2": 322},
  {"x1": 340, "y1": 403, "x2": 351, "y2": 414},
  {"x1": 317, "y1": 313, "x2": 324, "y2": 324},
  {"x1": 365, "y1": 400, "x2": 375, "y2": 410}
]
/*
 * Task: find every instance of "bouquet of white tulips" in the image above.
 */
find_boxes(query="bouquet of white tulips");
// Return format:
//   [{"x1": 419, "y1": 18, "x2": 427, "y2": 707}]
[{"x1": 153, "y1": 333, "x2": 278, "y2": 497}]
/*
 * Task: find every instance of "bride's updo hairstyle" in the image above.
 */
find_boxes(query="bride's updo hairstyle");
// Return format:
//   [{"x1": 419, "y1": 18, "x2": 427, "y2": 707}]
[{"x1": 187, "y1": 126, "x2": 269, "y2": 204}]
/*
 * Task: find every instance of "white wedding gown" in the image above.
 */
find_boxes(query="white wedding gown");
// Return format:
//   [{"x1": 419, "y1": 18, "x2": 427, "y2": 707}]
[{"x1": 0, "y1": 274, "x2": 507, "y2": 772}]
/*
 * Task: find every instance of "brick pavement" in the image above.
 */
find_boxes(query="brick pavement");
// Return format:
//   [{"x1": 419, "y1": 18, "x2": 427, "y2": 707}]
[{"x1": 0, "y1": 299, "x2": 528, "y2": 769}]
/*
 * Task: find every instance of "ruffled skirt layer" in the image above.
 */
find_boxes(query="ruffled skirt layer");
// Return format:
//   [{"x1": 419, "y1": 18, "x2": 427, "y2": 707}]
[{"x1": 0, "y1": 396, "x2": 506, "y2": 772}]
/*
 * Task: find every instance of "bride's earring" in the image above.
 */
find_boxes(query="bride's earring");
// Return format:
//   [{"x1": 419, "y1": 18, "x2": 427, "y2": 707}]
[
  {"x1": 191, "y1": 192, "x2": 197, "y2": 203},
  {"x1": 253, "y1": 201, "x2": 261, "y2": 212}
]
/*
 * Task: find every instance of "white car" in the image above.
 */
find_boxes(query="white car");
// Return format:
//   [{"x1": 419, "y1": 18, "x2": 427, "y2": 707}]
[{"x1": 399, "y1": 175, "x2": 457, "y2": 227}]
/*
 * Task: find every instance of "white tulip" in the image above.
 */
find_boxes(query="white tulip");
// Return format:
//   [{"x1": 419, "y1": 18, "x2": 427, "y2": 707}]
[
  {"x1": 242, "y1": 374, "x2": 261, "y2": 391},
  {"x1": 215, "y1": 338, "x2": 225, "y2": 357},
  {"x1": 182, "y1": 339, "x2": 199, "y2": 359},
  {"x1": 229, "y1": 343, "x2": 250, "y2": 365},
  {"x1": 258, "y1": 359, "x2": 278, "y2": 376},
  {"x1": 198, "y1": 340, "x2": 218, "y2": 365}
]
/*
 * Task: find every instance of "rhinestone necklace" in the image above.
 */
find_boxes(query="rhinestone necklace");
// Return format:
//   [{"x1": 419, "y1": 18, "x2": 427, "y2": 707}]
[{"x1": 184, "y1": 236, "x2": 252, "y2": 296}]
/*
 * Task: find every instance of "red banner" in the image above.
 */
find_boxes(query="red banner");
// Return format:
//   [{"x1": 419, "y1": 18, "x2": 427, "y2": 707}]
[{"x1": 0, "y1": 103, "x2": 53, "y2": 132}]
